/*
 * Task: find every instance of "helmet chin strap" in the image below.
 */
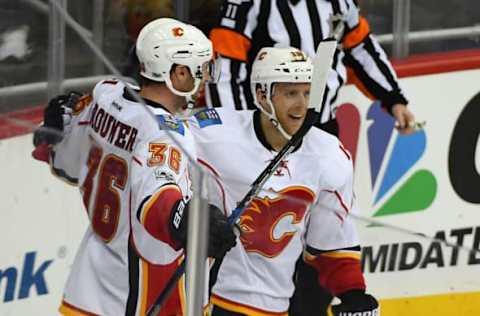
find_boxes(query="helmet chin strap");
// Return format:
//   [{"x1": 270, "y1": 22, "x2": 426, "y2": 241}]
[
  {"x1": 265, "y1": 99, "x2": 292, "y2": 141},
  {"x1": 164, "y1": 76, "x2": 202, "y2": 99}
]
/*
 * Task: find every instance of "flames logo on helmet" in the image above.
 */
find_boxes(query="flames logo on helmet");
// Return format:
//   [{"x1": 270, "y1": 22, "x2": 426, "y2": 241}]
[{"x1": 172, "y1": 27, "x2": 184, "y2": 37}]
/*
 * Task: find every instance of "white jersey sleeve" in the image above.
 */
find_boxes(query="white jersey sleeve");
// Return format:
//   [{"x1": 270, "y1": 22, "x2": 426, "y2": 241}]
[
  {"x1": 49, "y1": 79, "x2": 124, "y2": 182},
  {"x1": 303, "y1": 137, "x2": 365, "y2": 296},
  {"x1": 49, "y1": 95, "x2": 95, "y2": 184},
  {"x1": 305, "y1": 156, "x2": 359, "y2": 251}
]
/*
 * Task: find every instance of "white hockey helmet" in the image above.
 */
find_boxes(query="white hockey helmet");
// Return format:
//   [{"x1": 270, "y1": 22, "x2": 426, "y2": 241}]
[
  {"x1": 250, "y1": 47, "x2": 313, "y2": 139},
  {"x1": 136, "y1": 18, "x2": 213, "y2": 97}
]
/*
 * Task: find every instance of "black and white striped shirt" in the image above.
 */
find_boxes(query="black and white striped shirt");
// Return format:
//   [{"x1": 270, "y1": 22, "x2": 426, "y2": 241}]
[{"x1": 207, "y1": 0, "x2": 408, "y2": 125}]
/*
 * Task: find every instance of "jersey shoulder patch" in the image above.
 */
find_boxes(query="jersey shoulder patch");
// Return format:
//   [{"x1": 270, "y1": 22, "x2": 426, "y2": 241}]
[
  {"x1": 156, "y1": 114, "x2": 185, "y2": 135},
  {"x1": 194, "y1": 108, "x2": 222, "y2": 128}
]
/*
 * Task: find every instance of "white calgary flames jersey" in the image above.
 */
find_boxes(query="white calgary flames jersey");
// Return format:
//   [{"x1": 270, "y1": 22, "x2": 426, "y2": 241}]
[
  {"x1": 49, "y1": 79, "x2": 199, "y2": 316},
  {"x1": 191, "y1": 108, "x2": 360, "y2": 314}
]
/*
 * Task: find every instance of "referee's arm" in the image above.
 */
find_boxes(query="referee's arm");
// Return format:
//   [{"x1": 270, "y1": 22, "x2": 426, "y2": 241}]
[
  {"x1": 341, "y1": 0, "x2": 409, "y2": 113},
  {"x1": 208, "y1": 0, "x2": 258, "y2": 110}
]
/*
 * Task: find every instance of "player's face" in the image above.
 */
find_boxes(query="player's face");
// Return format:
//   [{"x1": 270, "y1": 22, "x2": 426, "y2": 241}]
[
  {"x1": 271, "y1": 82, "x2": 310, "y2": 135},
  {"x1": 171, "y1": 62, "x2": 214, "y2": 93}
]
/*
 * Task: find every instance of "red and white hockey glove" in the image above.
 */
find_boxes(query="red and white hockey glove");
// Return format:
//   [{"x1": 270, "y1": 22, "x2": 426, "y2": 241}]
[{"x1": 331, "y1": 290, "x2": 379, "y2": 316}]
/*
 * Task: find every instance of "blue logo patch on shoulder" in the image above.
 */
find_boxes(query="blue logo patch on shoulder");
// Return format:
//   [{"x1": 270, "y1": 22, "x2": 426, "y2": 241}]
[
  {"x1": 194, "y1": 108, "x2": 222, "y2": 128},
  {"x1": 156, "y1": 114, "x2": 185, "y2": 135}
]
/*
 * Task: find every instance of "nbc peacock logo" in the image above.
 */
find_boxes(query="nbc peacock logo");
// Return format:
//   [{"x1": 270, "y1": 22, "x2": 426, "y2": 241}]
[
  {"x1": 337, "y1": 101, "x2": 438, "y2": 217},
  {"x1": 366, "y1": 102, "x2": 437, "y2": 217}
]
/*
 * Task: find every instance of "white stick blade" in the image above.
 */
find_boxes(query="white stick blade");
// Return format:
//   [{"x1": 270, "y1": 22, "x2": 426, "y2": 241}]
[{"x1": 308, "y1": 39, "x2": 337, "y2": 111}]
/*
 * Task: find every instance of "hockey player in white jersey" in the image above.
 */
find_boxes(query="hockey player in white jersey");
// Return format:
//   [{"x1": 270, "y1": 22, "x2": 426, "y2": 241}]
[
  {"x1": 191, "y1": 47, "x2": 379, "y2": 315},
  {"x1": 31, "y1": 18, "x2": 236, "y2": 316}
]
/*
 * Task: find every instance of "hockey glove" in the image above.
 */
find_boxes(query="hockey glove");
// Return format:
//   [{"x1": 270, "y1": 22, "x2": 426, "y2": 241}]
[
  {"x1": 207, "y1": 204, "x2": 237, "y2": 259},
  {"x1": 169, "y1": 199, "x2": 189, "y2": 249},
  {"x1": 33, "y1": 91, "x2": 82, "y2": 146},
  {"x1": 169, "y1": 201, "x2": 237, "y2": 258},
  {"x1": 331, "y1": 290, "x2": 379, "y2": 316}
]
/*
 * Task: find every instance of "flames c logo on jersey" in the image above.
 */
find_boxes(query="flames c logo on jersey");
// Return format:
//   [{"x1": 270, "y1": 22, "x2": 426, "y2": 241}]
[{"x1": 239, "y1": 187, "x2": 315, "y2": 258}]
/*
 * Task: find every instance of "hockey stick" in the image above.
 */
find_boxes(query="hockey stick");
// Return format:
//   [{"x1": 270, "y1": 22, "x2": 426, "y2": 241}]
[{"x1": 145, "y1": 39, "x2": 337, "y2": 316}]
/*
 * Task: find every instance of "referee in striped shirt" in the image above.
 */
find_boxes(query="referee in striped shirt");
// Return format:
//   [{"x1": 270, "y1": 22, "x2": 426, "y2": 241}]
[
  {"x1": 206, "y1": 0, "x2": 416, "y2": 315},
  {"x1": 207, "y1": 0, "x2": 416, "y2": 135}
]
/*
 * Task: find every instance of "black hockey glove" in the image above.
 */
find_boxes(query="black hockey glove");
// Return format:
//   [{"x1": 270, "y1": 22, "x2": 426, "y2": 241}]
[
  {"x1": 331, "y1": 290, "x2": 379, "y2": 316},
  {"x1": 207, "y1": 204, "x2": 237, "y2": 259},
  {"x1": 169, "y1": 201, "x2": 237, "y2": 258},
  {"x1": 33, "y1": 91, "x2": 82, "y2": 146},
  {"x1": 169, "y1": 199, "x2": 189, "y2": 249}
]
